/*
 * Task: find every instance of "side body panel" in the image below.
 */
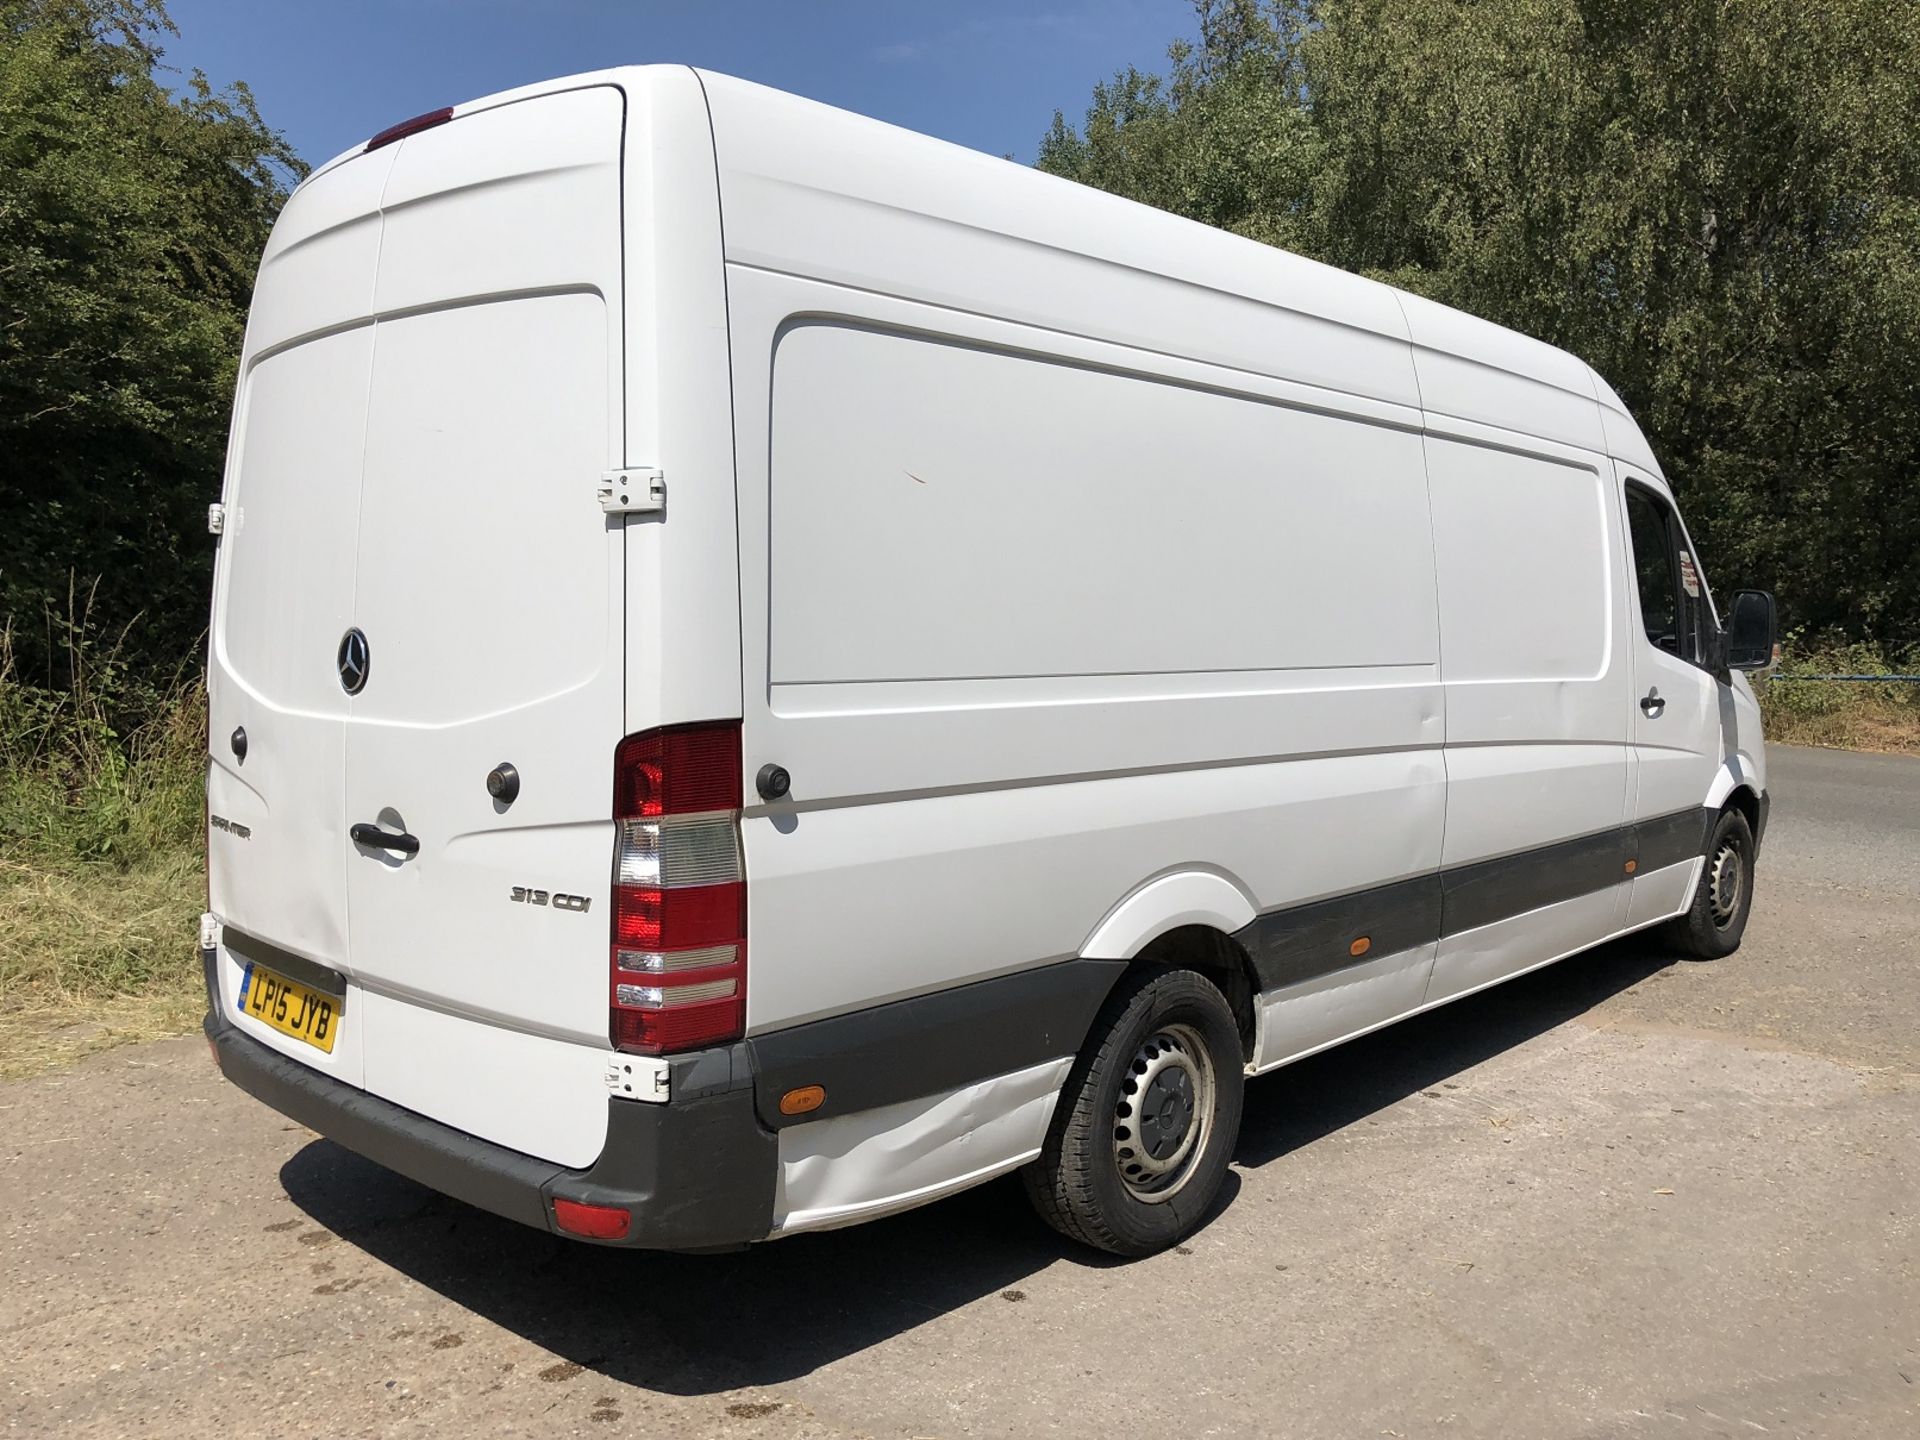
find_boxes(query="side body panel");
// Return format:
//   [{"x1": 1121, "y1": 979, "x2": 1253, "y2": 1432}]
[
  {"x1": 1398, "y1": 296, "x2": 1634, "y2": 1006},
  {"x1": 619, "y1": 70, "x2": 743, "y2": 733},
  {"x1": 704, "y1": 73, "x2": 1450, "y2": 1045},
  {"x1": 702, "y1": 71, "x2": 1736, "y2": 1227}
]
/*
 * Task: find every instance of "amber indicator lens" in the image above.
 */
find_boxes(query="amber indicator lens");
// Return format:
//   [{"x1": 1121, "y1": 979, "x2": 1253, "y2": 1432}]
[{"x1": 780, "y1": 1085, "x2": 826, "y2": 1116}]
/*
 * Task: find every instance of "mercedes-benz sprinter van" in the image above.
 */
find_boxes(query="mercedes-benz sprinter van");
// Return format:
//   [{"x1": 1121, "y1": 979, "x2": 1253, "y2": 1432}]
[{"x1": 202, "y1": 66, "x2": 1777, "y2": 1257}]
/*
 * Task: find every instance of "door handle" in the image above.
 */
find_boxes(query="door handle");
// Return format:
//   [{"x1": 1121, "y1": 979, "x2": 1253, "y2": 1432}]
[
  {"x1": 1639, "y1": 687, "x2": 1665, "y2": 717},
  {"x1": 350, "y1": 822, "x2": 420, "y2": 855}
]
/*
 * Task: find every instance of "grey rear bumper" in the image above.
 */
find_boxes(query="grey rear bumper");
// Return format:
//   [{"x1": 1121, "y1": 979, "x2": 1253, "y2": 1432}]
[{"x1": 203, "y1": 952, "x2": 778, "y2": 1250}]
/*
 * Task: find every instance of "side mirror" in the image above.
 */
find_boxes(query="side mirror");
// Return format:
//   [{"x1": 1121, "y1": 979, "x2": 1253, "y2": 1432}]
[{"x1": 1724, "y1": 590, "x2": 1777, "y2": 672}]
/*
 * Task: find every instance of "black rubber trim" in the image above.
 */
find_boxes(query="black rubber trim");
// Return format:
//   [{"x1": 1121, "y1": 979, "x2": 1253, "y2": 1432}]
[
  {"x1": 546, "y1": 1073, "x2": 776, "y2": 1249},
  {"x1": 1440, "y1": 824, "x2": 1630, "y2": 937},
  {"x1": 223, "y1": 929, "x2": 346, "y2": 997},
  {"x1": 747, "y1": 957, "x2": 1127, "y2": 1131},
  {"x1": 204, "y1": 967, "x2": 777, "y2": 1249},
  {"x1": 1241, "y1": 874, "x2": 1442, "y2": 993},
  {"x1": 1633, "y1": 806, "x2": 1715, "y2": 874},
  {"x1": 1753, "y1": 790, "x2": 1770, "y2": 854},
  {"x1": 1232, "y1": 806, "x2": 1713, "y2": 997}
]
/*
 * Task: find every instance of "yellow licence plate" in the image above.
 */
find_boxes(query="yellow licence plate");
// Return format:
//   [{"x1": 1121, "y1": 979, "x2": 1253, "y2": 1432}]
[{"x1": 239, "y1": 962, "x2": 342, "y2": 1054}]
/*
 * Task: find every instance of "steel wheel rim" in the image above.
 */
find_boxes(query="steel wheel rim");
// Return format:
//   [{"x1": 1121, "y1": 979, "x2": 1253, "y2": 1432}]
[
  {"x1": 1112, "y1": 1021, "x2": 1215, "y2": 1204},
  {"x1": 1709, "y1": 839, "x2": 1744, "y2": 928}
]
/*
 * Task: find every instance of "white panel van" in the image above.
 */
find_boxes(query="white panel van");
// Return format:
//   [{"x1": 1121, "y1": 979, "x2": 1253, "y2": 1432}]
[{"x1": 202, "y1": 68, "x2": 1778, "y2": 1257}]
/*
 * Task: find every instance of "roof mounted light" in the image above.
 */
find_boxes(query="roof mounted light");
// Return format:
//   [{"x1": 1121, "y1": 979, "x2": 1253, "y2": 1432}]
[{"x1": 364, "y1": 106, "x2": 454, "y2": 153}]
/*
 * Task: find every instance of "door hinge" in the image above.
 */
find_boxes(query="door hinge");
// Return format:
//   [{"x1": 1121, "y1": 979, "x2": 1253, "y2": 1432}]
[
  {"x1": 207, "y1": 502, "x2": 227, "y2": 535},
  {"x1": 605, "y1": 1052, "x2": 670, "y2": 1104},
  {"x1": 598, "y1": 468, "x2": 665, "y2": 516}
]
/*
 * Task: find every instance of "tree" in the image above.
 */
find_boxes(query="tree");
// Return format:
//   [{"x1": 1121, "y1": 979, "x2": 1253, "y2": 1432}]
[
  {"x1": 1041, "y1": 0, "x2": 1920, "y2": 645},
  {"x1": 0, "y1": 0, "x2": 303, "y2": 695}
]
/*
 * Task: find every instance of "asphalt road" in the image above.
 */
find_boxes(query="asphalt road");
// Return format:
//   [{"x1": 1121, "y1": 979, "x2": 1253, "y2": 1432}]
[{"x1": 5, "y1": 745, "x2": 1916, "y2": 1438}]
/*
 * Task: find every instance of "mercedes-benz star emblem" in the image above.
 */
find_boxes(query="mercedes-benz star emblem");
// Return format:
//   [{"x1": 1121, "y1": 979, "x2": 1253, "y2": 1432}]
[{"x1": 337, "y1": 628, "x2": 370, "y2": 695}]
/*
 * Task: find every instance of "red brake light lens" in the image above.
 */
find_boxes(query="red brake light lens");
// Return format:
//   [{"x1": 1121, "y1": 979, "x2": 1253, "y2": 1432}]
[
  {"x1": 613, "y1": 881, "x2": 745, "y2": 951},
  {"x1": 614, "y1": 725, "x2": 742, "y2": 819},
  {"x1": 365, "y1": 106, "x2": 454, "y2": 153},
  {"x1": 611, "y1": 995, "x2": 746, "y2": 1057}
]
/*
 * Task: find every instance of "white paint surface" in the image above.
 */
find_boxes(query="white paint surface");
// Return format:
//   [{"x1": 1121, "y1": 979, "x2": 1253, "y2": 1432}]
[
  {"x1": 774, "y1": 1058, "x2": 1073, "y2": 1235},
  {"x1": 768, "y1": 322, "x2": 1438, "y2": 685}
]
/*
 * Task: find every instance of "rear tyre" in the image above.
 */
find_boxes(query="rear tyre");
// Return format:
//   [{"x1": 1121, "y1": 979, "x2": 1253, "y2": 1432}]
[
  {"x1": 1022, "y1": 967, "x2": 1244, "y2": 1257},
  {"x1": 1660, "y1": 807, "x2": 1756, "y2": 960}
]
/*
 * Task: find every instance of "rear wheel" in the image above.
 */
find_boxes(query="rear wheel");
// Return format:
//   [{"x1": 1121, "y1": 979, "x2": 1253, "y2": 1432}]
[
  {"x1": 1660, "y1": 806, "x2": 1756, "y2": 959},
  {"x1": 1023, "y1": 967, "x2": 1244, "y2": 1257}
]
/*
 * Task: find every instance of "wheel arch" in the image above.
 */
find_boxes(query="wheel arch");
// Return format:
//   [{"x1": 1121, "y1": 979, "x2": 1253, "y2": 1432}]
[
  {"x1": 1705, "y1": 752, "x2": 1763, "y2": 817},
  {"x1": 1112, "y1": 925, "x2": 1261, "y2": 1067},
  {"x1": 1078, "y1": 869, "x2": 1262, "y2": 1064},
  {"x1": 1721, "y1": 783, "x2": 1761, "y2": 838},
  {"x1": 1080, "y1": 867, "x2": 1257, "y2": 960}
]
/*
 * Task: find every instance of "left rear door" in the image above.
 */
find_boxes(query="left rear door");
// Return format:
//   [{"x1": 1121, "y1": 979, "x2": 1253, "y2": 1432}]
[{"x1": 208, "y1": 327, "x2": 373, "y2": 1087}]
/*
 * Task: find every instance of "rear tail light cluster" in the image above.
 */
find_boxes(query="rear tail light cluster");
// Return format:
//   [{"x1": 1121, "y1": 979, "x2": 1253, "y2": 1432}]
[{"x1": 610, "y1": 723, "x2": 745, "y2": 1054}]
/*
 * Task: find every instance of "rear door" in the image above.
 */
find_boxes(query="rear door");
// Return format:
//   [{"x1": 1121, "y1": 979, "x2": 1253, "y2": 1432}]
[
  {"x1": 338, "y1": 90, "x2": 628, "y2": 1166},
  {"x1": 343, "y1": 295, "x2": 622, "y2": 1015},
  {"x1": 207, "y1": 327, "x2": 374, "y2": 1086}
]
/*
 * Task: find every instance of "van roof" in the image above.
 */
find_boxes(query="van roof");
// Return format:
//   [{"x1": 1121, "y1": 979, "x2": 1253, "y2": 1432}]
[{"x1": 296, "y1": 64, "x2": 1661, "y2": 478}]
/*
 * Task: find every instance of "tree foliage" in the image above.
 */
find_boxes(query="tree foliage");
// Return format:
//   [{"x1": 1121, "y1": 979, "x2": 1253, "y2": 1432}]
[
  {"x1": 1, "y1": 0, "x2": 302, "y2": 692},
  {"x1": 1042, "y1": 0, "x2": 1920, "y2": 642}
]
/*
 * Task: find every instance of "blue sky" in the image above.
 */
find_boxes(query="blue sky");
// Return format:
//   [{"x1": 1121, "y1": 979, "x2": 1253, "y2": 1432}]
[{"x1": 159, "y1": 1, "x2": 1195, "y2": 171}]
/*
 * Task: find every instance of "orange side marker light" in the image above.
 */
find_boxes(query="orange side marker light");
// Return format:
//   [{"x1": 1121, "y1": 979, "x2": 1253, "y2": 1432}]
[
  {"x1": 780, "y1": 1085, "x2": 826, "y2": 1116},
  {"x1": 1348, "y1": 936, "x2": 1371, "y2": 958}
]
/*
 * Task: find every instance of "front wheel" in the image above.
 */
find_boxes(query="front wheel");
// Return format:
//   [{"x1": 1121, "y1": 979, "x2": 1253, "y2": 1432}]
[
  {"x1": 1660, "y1": 806, "x2": 1756, "y2": 959},
  {"x1": 1023, "y1": 967, "x2": 1244, "y2": 1257}
]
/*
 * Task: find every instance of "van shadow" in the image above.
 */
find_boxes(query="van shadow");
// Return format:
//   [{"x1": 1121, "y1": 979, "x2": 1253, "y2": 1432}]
[
  {"x1": 1233, "y1": 933, "x2": 1675, "y2": 1167},
  {"x1": 279, "y1": 934, "x2": 1675, "y2": 1396}
]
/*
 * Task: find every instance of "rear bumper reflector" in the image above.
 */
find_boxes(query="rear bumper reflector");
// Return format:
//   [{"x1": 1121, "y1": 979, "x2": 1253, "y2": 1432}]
[{"x1": 552, "y1": 1197, "x2": 631, "y2": 1241}]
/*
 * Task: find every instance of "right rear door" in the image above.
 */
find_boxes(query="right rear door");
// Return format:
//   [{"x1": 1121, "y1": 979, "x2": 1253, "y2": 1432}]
[{"x1": 336, "y1": 89, "x2": 629, "y2": 1167}]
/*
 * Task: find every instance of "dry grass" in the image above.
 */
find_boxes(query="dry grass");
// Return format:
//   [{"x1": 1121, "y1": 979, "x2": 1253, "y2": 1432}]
[
  {"x1": 1, "y1": 615, "x2": 207, "y2": 1079},
  {"x1": 0, "y1": 853, "x2": 206, "y2": 1078}
]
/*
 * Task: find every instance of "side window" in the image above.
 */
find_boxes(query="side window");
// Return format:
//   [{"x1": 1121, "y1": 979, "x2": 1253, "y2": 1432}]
[
  {"x1": 1626, "y1": 484, "x2": 1716, "y2": 667},
  {"x1": 1672, "y1": 530, "x2": 1715, "y2": 664},
  {"x1": 1626, "y1": 487, "x2": 1681, "y2": 656}
]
